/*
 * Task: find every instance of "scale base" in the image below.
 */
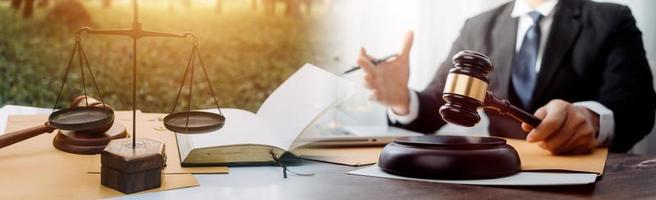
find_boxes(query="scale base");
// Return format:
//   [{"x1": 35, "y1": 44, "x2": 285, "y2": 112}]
[{"x1": 101, "y1": 138, "x2": 166, "y2": 194}]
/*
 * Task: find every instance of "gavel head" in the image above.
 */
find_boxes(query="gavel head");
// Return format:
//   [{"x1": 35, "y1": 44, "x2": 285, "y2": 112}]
[
  {"x1": 71, "y1": 95, "x2": 113, "y2": 110},
  {"x1": 439, "y1": 50, "x2": 493, "y2": 127},
  {"x1": 68, "y1": 95, "x2": 115, "y2": 133}
]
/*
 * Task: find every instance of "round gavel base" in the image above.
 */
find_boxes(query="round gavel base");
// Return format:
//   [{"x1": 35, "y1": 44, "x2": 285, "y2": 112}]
[
  {"x1": 53, "y1": 122, "x2": 128, "y2": 155},
  {"x1": 378, "y1": 135, "x2": 521, "y2": 180}
]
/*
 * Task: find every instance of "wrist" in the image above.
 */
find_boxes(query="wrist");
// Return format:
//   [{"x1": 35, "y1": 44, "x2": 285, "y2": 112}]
[
  {"x1": 576, "y1": 106, "x2": 600, "y2": 137},
  {"x1": 572, "y1": 101, "x2": 614, "y2": 147},
  {"x1": 391, "y1": 89, "x2": 411, "y2": 115},
  {"x1": 392, "y1": 105, "x2": 409, "y2": 116}
]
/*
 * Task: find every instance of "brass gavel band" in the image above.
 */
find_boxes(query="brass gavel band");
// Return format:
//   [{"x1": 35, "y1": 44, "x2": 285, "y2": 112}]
[{"x1": 443, "y1": 73, "x2": 488, "y2": 102}]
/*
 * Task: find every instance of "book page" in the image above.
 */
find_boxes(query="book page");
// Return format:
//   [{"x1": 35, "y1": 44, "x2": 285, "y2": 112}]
[
  {"x1": 257, "y1": 63, "x2": 354, "y2": 149},
  {"x1": 185, "y1": 108, "x2": 291, "y2": 150}
]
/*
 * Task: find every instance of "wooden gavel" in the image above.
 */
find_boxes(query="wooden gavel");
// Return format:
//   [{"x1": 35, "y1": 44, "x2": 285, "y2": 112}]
[
  {"x1": 439, "y1": 50, "x2": 542, "y2": 128},
  {"x1": 0, "y1": 96, "x2": 113, "y2": 149}
]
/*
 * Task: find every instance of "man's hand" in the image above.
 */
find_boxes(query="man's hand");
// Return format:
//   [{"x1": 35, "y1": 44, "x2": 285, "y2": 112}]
[
  {"x1": 521, "y1": 99, "x2": 600, "y2": 155},
  {"x1": 357, "y1": 31, "x2": 414, "y2": 115}
]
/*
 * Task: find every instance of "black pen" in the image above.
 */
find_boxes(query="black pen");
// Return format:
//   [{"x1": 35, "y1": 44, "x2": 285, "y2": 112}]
[{"x1": 341, "y1": 54, "x2": 399, "y2": 75}]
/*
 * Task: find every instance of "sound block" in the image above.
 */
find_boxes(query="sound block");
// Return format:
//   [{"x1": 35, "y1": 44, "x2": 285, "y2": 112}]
[
  {"x1": 378, "y1": 135, "x2": 520, "y2": 180},
  {"x1": 53, "y1": 122, "x2": 128, "y2": 154},
  {"x1": 101, "y1": 138, "x2": 165, "y2": 194}
]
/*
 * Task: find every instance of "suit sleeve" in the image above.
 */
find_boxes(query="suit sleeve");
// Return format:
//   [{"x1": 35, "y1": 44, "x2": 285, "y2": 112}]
[
  {"x1": 389, "y1": 20, "x2": 471, "y2": 133},
  {"x1": 599, "y1": 6, "x2": 656, "y2": 152}
]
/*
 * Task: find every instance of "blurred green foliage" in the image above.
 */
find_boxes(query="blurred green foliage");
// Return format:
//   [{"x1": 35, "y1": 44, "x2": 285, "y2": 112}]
[{"x1": 0, "y1": 2, "x2": 327, "y2": 113}]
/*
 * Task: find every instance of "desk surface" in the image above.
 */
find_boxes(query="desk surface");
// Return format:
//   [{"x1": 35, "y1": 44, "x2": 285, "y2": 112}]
[{"x1": 108, "y1": 153, "x2": 656, "y2": 200}]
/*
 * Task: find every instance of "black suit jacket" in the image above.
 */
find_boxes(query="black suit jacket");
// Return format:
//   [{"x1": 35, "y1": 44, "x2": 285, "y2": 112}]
[{"x1": 393, "y1": 0, "x2": 656, "y2": 152}]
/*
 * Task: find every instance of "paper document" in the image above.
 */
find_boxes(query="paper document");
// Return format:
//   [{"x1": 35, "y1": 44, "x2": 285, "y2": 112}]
[
  {"x1": 348, "y1": 166, "x2": 598, "y2": 186},
  {"x1": 0, "y1": 105, "x2": 52, "y2": 134}
]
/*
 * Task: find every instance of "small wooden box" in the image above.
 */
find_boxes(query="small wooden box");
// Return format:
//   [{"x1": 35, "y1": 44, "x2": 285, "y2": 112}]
[{"x1": 101, "y1": 138, "x2": 166, "y2": 194}]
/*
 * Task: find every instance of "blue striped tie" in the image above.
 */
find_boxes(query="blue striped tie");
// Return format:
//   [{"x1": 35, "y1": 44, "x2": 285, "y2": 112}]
[{"x1": 512, "y1": 11, "x2": 543, "y2": 108}]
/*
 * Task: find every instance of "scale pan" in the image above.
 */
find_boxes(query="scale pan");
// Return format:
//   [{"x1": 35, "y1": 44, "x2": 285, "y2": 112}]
[
  {"x1": 163, "y1": 111, "x2": 225, "y2": 134},
  {"x1": 48, "y1": 107, "x2": 114, "y2": 132}
]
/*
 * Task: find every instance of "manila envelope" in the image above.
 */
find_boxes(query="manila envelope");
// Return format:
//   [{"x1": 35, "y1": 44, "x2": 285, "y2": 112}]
[
  {"x1": 294, "y1": 147, "x2": 383, "y2": 167},
  {"x1": 0, "y1": 115, "x2": 198, "y2": 200},
  {"x1": 86, "y1": 112, "x2": 229, "y2": 174},
  {"x1": 506, "y1": 138, "x2": 607, "y2": 174}
]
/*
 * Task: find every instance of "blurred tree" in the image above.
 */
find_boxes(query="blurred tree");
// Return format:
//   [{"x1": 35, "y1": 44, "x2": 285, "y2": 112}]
[
  {"x1": 263, "y1": 0, "x2": 274, "y2": 15},
  {"x1": 303, "y1": 0, "x2": 312, "y2": 15},
  {"x1": 251, "y1": 0, "x2": 257, "y2": 11},
  {"x1": 22, "y1": 0, "x2": 34, "y2": 18},
  {"x1": 260, "y1": 0, "x2": 313, "y2": 17},
  {"x1": 47, "y1": 0, "x2": 92, "y2": 28},
  {"x1": 37, "y1": 0, "x2": 50, "y2": 7},
  {"x1": 9, "y1": 0, "x2": 51, "y2": 18},
  {"x1": 10, "y1": 0, "x2": 21, "y2": 10},
  {"x1": 284, "y1": 0, "x2": 300, "y2": 17}
]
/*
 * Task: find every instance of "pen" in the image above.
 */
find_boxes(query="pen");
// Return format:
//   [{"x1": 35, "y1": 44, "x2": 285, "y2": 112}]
[{"x1": 341, "y1": 54, "x2": 399, "y2": 75}]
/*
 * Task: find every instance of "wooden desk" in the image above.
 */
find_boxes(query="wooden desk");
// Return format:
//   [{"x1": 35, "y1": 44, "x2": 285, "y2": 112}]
[{"x1": 113, "y1": 153, "x2": 656, "y2": 200}]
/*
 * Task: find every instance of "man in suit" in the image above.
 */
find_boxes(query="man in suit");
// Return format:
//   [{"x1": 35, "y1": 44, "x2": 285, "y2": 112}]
[{"x1": 358, "y1": 0, "x2": 656, "y2": 153}]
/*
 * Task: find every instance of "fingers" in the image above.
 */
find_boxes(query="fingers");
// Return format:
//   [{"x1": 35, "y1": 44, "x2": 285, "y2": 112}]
[
  {"x1": 521, "y1": 107, "x2": 546, "y2": 132},
  {"x1": 400, "y1": 31, "x2": 414, "y2": 60},
  {"x1": 554, "y1": 129, "x2": 593, "y2": 155},
  {"x1": 549, "y1": 135, "x2": 592, "y2": 155},
  {"x1": 556, "y1": 112, "x2": 596, "y2": 154},
  {"x1": 359, "y1": 48, "x2": 378, "y2": 90},
  {"x1": 363, "y1": 74, "x2": 374, "y2": 89},
  {"x1": 357, "y1": 53, "x2": 376, "y2": 76},
  {"x1": 527, "y1": 101, "x2": 597, "y2": 155},
  {"x1": 526, "y1": 101, "x2": 567, "y2": 142},
  {"x1": 359, "y1": 49, "x2": 378, "y2": 91},
  {"x1": 570, "y1": 145, "x2": 593, "y2": 154},
  {"x1": 359, "y1": 47, "x2": 375, "y2": 61},
  {"x1": 369, "y1": 90, "x2": 381, "y2": 102},
  {"x1": 540, "y1": 106, "x2": 584, "y2": 153},
  {"x1": 521, "y1": 123, "x2": 531, "y2": 132},
  {"x1": 534, "y1": 107, "x2": 548, "y2": 120},
  {"x1": 360, "y1": 48, "x2": 381, "y2": 102}
]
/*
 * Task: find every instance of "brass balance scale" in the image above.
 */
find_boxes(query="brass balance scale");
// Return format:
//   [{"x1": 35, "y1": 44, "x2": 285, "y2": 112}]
[{"x1": 0, "y1": 0, "x2": 225, "y2": 154}]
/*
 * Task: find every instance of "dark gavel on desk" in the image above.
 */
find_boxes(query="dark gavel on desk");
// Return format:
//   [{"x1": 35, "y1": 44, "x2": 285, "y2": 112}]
[
  {"x1": 439, "y1": 50, "x2": 542, "y2": 128},
  {"x1": 0, "y1": 96, "x2": 114, "y2": 149}
]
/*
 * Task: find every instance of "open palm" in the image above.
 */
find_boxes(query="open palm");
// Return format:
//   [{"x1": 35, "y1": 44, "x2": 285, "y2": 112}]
[{"x1": 357, "y1": 31, "x2": 414, "y2": 115}]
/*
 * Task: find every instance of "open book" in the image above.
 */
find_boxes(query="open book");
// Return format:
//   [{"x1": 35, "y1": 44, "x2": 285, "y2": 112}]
[{"x1": 175, "y1": 64, "x2": 354, "y2": 166}]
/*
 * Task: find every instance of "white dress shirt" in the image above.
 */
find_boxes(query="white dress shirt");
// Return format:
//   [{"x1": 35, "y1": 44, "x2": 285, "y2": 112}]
[{"x1": 388, "y1": 0, "x2": 614, "y2": 146}]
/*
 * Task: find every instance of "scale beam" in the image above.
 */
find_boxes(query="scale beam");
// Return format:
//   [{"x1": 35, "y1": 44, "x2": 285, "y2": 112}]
[
  {"x1": 74, "y1": 0, "x2": 199, "y2": 149},
  {"x1": 78, "y1": 27, "x2": 193, "y2": 39},
  {"x1": 70, "y1": 0, "x2": 217, "y2": 148}
]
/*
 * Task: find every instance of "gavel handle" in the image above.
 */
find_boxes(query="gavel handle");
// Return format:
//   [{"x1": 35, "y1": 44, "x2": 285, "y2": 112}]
[
  {"x1": 484, "y1": 92, "x2": 542, "y2": 127},
  {"x1": 0, "y1": 123, "x2": 55, "y2": 149}
]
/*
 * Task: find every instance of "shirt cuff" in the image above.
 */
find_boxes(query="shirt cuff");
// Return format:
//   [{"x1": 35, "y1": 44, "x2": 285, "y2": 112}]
[
  {"x1": 387, "y1": 89, "x2": 419, "y2": 125},
  {"x1": 573, "y1": 101, "x2": 614, "y2": 147}
]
